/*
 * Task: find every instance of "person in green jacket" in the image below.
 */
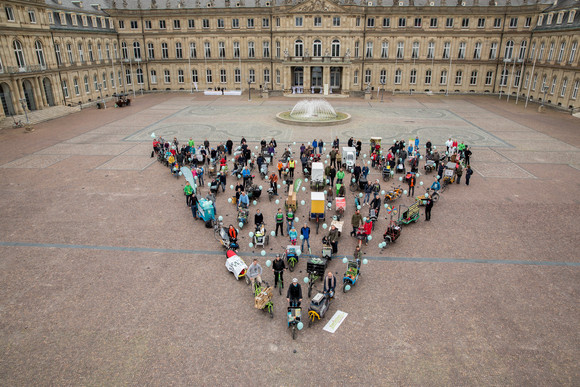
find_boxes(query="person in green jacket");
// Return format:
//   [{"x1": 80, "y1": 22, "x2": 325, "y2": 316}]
[
  {"x1": 184, "y1": 181, "x2": 193, "y2": 206},
  {"x1": 350, "y1": 209, "x2": 363, "y2": 237},
  {"x1": 336, "y1": 168, "x2": 345, "y2": 185}
]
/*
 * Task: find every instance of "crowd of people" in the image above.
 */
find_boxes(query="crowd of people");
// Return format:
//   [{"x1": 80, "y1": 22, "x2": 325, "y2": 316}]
[{"x1": 152, "y1": 133, "x2": 475, "y2": 303}]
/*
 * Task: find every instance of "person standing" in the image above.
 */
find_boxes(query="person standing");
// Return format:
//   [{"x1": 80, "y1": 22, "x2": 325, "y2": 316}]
[
  {"x1": 190, "y1": 193, "x2": 199, "y2": 219},
  {"x1": 464, "y1": 147, "x2": 472, "y2": 166},
  {"x1": 336, "y1": 168, "x2": 345, "y2": 185},
  {"x1": 330, "y1": 148, "x2": 337, "y2": 168},
  {"x1": 318, "y1": 139, "x2": 324, "y2": 154},
  {"x1": 184, "y1": 181, "x2": 193, "y2": 206},
  {"x1": 275, "y1": 208, "x2": 284, "y2": 236},
  {"x1": 465, "y1": 165, "x2": 473, "y2": 186},
  {"x1": 219, "y1": 172, "x2": 226, "y2": 192},
  {"x1": 272, "y1": 254, "x2": 286, "y2": 290},
  {"x1": 226, "y1": 138, "x2": 233, "y2": 155},
  {"x1": 446, "y1": 138, "x2": 453, "y2": 154},
  {"x1": 408, "y1": 174, "x2": 415, "y2": 197},
  {"x1": 312, "y1": 139, "x2": 318, "y2": 153},
  {"x1": 328, "y1": 225, "x2": 339, "y2": 255},
  {"x1": 437, "y1": 163, "x2": 444, "y2": 182},
  {"x1": 363, "y1": 182, "x2": 373, "y2": 205},
  {"x1": 286, "y1": 208, "x2": 295, "y2": 234},
  {"x1": 456, "y1": 163, "x2": 463, "y2": 184},
  {"x1": 269, "y1": 173, "x2": 278, "y2": 195},
  {"x1": 329, "y1": 166, "x2": 336, "y2": 187},
  {"x1": 254, "y1": 209, "x2": 264, "y2": 225},
  {"x1": 288, "y1": 158, "x2": 295, "y2": 178},
  {"x1": 351, "y1": 209, "x2": 363, "y2": 237},
  {"x1": 300, "y1": 223, "x2": 311, "y2": 253},
  {"x1": 425, "y1": 197, "x2": 433, "y2": 221}
]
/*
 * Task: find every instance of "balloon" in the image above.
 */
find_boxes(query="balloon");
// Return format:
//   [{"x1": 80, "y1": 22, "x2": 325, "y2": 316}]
[
  {"x1": 302, "y1": 187, "x2": 306, "y2": 191},
  {"x1": 324, "y1": 190, "x2": 327, "y2": 195},
  {"x1": 343, "y1": 257, "x2": 348, "y2": 263},
  {"x1": 259, "y1": 186, "x2": 263, "y2": 190},
  {"x1": 359, "y1": 193, "x2": 363, "y2": 198},
  {"x1": 399, "y1": 177, "x2": 403, "y2": 181},
  {"x1": 384, "y1": 204, "x2": 389, "y2": 208},
  {"x1": 208, "y1": 182, "x2": 211, "y2": 187},
  {"x1": 433, "y1": 146, "x2": 437, "y2": 149},
  {"x1": 304, "y1": 168, "x2": 308, "y2": 173},
  {"x1": 249, "y1": 232, "x2": 254, "y2": 237},
  {"x1": 283, "y1": 181, "x2": 287, "y2": 185},
  {"x1": 333, "y1": 215, "x2": 337, "y2": 221},
  {"x1": 294, "y1": 217, "x2": 299, "y2": 223},
  {"x1": 350, "y1": 169, "x2": 354, "y2": 173},
  {"x1": 249, "y1": 242, "x2": 254, "y2": 248},
  {"x1": 297, "y1": 322, "x2": 304, "y2": 330},
  {"x1": 293, "y1": 142, "x2": 296, "y2": 145},
  {"x1": 179, "y1": 171, "x2": 183, "y2": 176},
  {"x1": 326, "y1": 155, "x2": 330, "y2": 158},
  {"x1": 390, "y1": 171, "x2": 395, "y2": 176},
  {"x1": 325, "y1": 160, "x2": 328, "y2": 164},
  {"x1": 420, "y1": 181, "x2": 424, "y2": 186},
  {"x1": 368, "y1": 235, "x2": 372, "y2": 241},
  {"x1": 285, "y1": 168, "x2": 289, "y2": 172},
  {"x1": 326, "y1": 179, "x2": 330, "y2": 184},
  {"x1": 352, "y1": 178, "x2": 356, "y2": 183},
  {"x1": 239, "y1": 222, "x2": 244, "y2": 228},
  {"x1": 381, "y1": 190, "x2": 385, "y2": 195},
  {"x1": 255, "y1": 146, "x2": 258, "y2": 149},
  {"x1": 266, "y1": 260, "x2": 272, "y2": 267},
  {"x1": 363, "y1": 154, "x2": 367, "y2": 158},
  {"x1": 420, "y1": 155, "x2": 424, "y2": 160},
  {"x1": 252, "y1": 200, "x2": 257, "y2": 206},
  {"x1": 417, "y1": 173, "x2": 420, "y2": 177},
  {"x1": 237, "y1": 174, "x2": 242, "y2": 179},
  {"x1": 307, "y1": 142, "x2": 310, "y2": 146},
  {"x1": 357, "y1": 205, "x2": 361, "y2": 210},
  {"x1": 150, "y1": 133, "x2": 155, "y2": 138},
  {"x1": 323, "y1": 147, "x2": 327, "y2": 151},
  {"x1": 436, "y1": 175, "x2": 440, "y2": 180},
  {"x1": 261, "y1": 250, "x2": 266, "y2": 256},
  {"x1": 305, "y1": 178, "x2": 308, "y2": 182},
  {"x1": 230, "y1": 185, "x2": 234, "y2": 190},
  {"x1": 218, "y1": 216, "x2": 223, "y2": 221},
  {"x1": 301, "y1": 200, "x2": 305, "y2": 206},
  {"x1": 277, "y1": 185, "x2": 281, "y2": 189},
  {"x1": 271, "y1": 231, "x2": 276, "y2": 236},
  {"x1": 363, "y1": 217, "x2": 367, "y2": 222},
  {"x1": 275, "y1": 199, "x2": 280, "y2": 204},
  {"x1": 425, "y1": 193, "x2": 429, "y2": 198},
  {"x1": 393, "y1": 139, "x2": 396, "y2": 143},
  {"x1": 368, "y1": 161, "x2": 371, "y2": 165},
  {"x1": 300, "y1": 235, "x2": 304, "y2": 240},
  {"x1": 228, "y1": 198, "x2": 233, "y2": 203},
  {"x1": 322, "y1": 223, "x2": 328, "y2": 229},
  {"x1": 403, "y1": 190, "x2": 408, "y2": 195},
  {"x1": 327, "y1": 202, "x2": 332, "y2": 208},
  {"x1": 378, "y1": 243, "x2": 383, "y2": 248},
  {"x1": 296, "y1": 249, "x2": 301, "y2": 256},
  {"x1": 345, "y1": 284, "x2": 351, "y2": 291}
]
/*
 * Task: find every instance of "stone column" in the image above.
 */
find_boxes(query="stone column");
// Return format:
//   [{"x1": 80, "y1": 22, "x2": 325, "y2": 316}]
[
  {"x1": 31, "y1": 77, "x2": 44, "y2": 110},
  {"x1": 37, "y1": 77, "x2": 48, "y2": 108},
  {"x1": 284, "y1": 66, "x2": 292, "y2": 93},
  {"x1": 304, "y1": 66, "x2": 311, "y2": 94},
  {"x1": 10, "y1": 79, "x2": 24, "y2": 114},
  {"x1": 343, "y1": 66, "x2": 351, "y2": 95}
]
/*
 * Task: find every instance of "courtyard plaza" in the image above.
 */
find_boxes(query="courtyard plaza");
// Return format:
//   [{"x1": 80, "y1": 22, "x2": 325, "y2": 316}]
[{"x1": 0, "y1": 92, "x2": 578, "y2": 385}]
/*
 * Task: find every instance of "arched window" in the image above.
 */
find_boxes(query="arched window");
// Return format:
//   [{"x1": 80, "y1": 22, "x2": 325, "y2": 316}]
[
  {"x1": 133, "y1": 42, "x2": 141, "y2": 59},
  {"x1": 35, "y1": 41, "x2": 46, "y2": 67},
  {"x1": 518, "y1": 40, "x2": 527, "y2": 61},
  {"x1": 136, "y1": 68, "x2": 144, "y2": 84},
  {"x1": 331, "y1": 39, "x2": 340, "y2": 57},
  {"x1": 13, "y1": 40, "x2": 26, "y2": 68},
  {"x1": 412, "y1": 41, "x2": 420, "y2": 59},
  {"x1": 121, "y1": 41, "x2": 128, "y2": 60},
  {"x1": 294, "y1": 40, "x2": 303, "y2": 57},
  {"x1": 504, "y1": 40, "x2": 514, "y2": 59},
  {"x1": 313, "y1": 40, "x2": 322, "y2": 57},
  {"x1": 84, "y1": 75, "x2": 90, "y2": 93},
  {"x1": 394, "y1": 69, "x2": 402, "y2": 84}
]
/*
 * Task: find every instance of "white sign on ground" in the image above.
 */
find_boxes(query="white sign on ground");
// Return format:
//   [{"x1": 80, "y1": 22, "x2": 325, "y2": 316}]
[{"x1": 323, "y1": 310, "x2": 348, "y2": 333}]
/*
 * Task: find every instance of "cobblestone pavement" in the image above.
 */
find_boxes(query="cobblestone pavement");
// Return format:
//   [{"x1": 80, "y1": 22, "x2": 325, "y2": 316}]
[{"x1": 0, "y1": 93, "x2": 579, "y2": 385}]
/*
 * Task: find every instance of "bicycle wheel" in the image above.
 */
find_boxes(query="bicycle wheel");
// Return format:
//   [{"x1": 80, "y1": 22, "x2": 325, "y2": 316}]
[
  {"x1": 292, "y1": 326, "x2": 297, "y2": 340},
  {"x1": 269, "y1": 304, "x2": 274, "y2": 319},
  {"x1": 349, "y1": 182, "x2": 357, "y2": 192},
  {"x1": 308, "y1": 282, "x2": 313, "y2": 298},
  {"x1": 289, "y1": 259, "x2": 295, "y2": 272},
  {"x1": 278, "y1": 282, "x2": 282, "y2": 295},
  {"x1": 432, "y1": 193, "x2": 440, "y2": 202},
  {"x1": 316, "y1": 220, "x2": 320, "y2": 234},
  {"x1": 343, "y1": 281, "x2": 349, "y2": 293}
]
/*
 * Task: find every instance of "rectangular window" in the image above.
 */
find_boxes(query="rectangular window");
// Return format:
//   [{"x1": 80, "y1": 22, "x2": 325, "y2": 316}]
[
  {"x1": 295, "y1": 17, "x2": 303, "y2": 27},
  {"x1": 427, "y1": 42, "x2": 435, "y2": 59},
  {"x1": 354, "y1": 41, "x2": 359, "y2": 58},
  {"x1": 234, "y1": 41, "x2": 240, "y2": 58},
  {"x1": 568, "y1": 10, "x2": 576, "y2": 23},
  {"x1": 148, "y1": 43, "x2": 155, "y2": 59},
  {"x1": 458, "y1": 42, "x2": 466, "y2": 59},
  {"x1": 409, "y1": 69, "x2": 416, "y2": 85},
  {"x1": 4, "y1": 7, "x2": 14, "y2": 21},
  {"x1": 557, "y1": 42, "x2": 565, "y2": 62},
  {"x1": 174, "y1": 19, "x2": 181, "y2": 29},
  {"x1": 78, "y1": 43, "x2": 85, "y2": 62},
  {"x1": 550, "y1": 77, "x2": 557, "y2": 94},
  {"x1": 55, "y1": 44, "x2": 62, "y2": 65},
  {"x1": 396, "y1": 42, "x2": 404, "y2": 59},
  {"x1": 364, "y1": 69, "x2": 371, "y2": 84},
  {"x1": 314, "y1": 16, "x2": 321, "y2": 27},
  {"x1": 537, "y1": 15, "x2": 544, "y2": 26},
  {"x1": 367, "y1": 17, "x2": 375, "y2": 28},
  {"x1": 131, "y1": 20, "x2": 138, "y2": 29},
  {"x1": 145, "y1": 20, "x2": 152, "y2": 29},
  {"x1": 381, "y1": 42, "x2": 389, "y2": 59},
  {"x1": 354, "y1": 70, "x2": 359, "y2": 85},
  {"x1": 379, "y1": 69, "x2": 386, "y2": 84},
  {"x1": 217, "y1": 19, "x2": 224, "y2": 28},
  {"x1": 569, "y1": 41, "x2": 577, "y2": 63},
  {"x1": 425, "y1": 70, "x2": 432, "y2": 85},
  {"x1": 532, "y1": 74, "x2": 538, "y2": 90},
  {"x1": 67, "y1": 44, "x2": 73, "y2": 64},
  {"x1": 247, "y1": 18, "x2": 254, "y2": 28},
  {"x1": 547, "y1": 14, "x2": 553, "y2": 24},
  {"x1": 62, "y1": 80, "x2": 69, "y2": 97},
  {"x1": 414, "y1": 18, "x2": 422, "y2": 27},
  {"x1": 538, "y1": 43, "x2": 545, "y2": 60},
  {"x1": 557, "y1": 12, "x2": 564, "y2": 24},
  {"x1": 440, "y1": 70, "x2": 447, "y2": 85},
  {"x1": 276, "y1": 69, "x2": 280, "y2": 84},
  {"x1": 477, "y1": 18, "x2": 485, "y2": 28},
  {"x1": 220, "y1": 69, "x2": 226, "y2": 83},
  {"x1": 461, "y1": 18, "x2": 469, "y2": 28},
  {"x1": 473, "y1": 42, "x2": 482, "y2": 59},
  {"x1": 572, "y1": 80, "x2": 579, "y2": 99},
  {"x1": 446, "y1": 18, "x2": 453, "y2": 28},
  {"x1": 191, "y1": 69, "x2": 198, "y2": 83},
  {"x1": 164, "y1": 70, "x2": 170, "y2": 83},
  {"x1": 383, "y1": 17, "x2": 390, "y2": 27},
  {"x1": 548, "y1": 42, "x2": 555, "y2": 61},
  {"x1": 493, "y1": 18, "x2": 501, "y2": 28},
  {"x1": 176, "y1": 42, "x2": 183, "y2": 59},
  {"x1": 455, "y1": 70, "x2": 462, "y2": 85},
  {"x1": 365, "y1": 41, "x2": 373, "y2": 58},
  {"x1": 430, "y1": 18, "x2": 437, "y2": 28},
  {"x1": 189, "y1": 42, "x2": 196, "y2": 59},
  {"x1": 177, "y1": 70, "x2": 184, "y2": 83},
  {"x1": 188, "y1": 19, "x2": 195, "y2": 29},
  {"x1": 356, "y1": 17, "x2": 361, "y2": 27},
  {"x1": 443, "y1": 42, "x2": 450, "y2": 59},
  {"x1": 125, "y1": 69, "x2": 132, "y2": 85},
  {"x1": 159, "y1": 20, "x2": 166, "y2": 29},
  {"x1": 560, "y1": 78, "x2": 567, "y2": 97},
  {"x1": 59, "y1": 13, "x2": 66, "y2": 25},
  {"x1": 232, "y1": 18, "x2": 239, "y2": 28},
  {"x1": 48, "y1": 12, "x2": 53, "y2": 24},
  {"x1": 333, "y1": 17, "x2": 341, "y2": 27},
  {"x1": 263, "y1": 18, "x2": 269, "y2": 28},
  {"x1": 249, "y1": 69, "x2": 255, "y2": 83},
  {"x1": 470, "y1": 70, "x2": 478, "y2": 85},
  {"x1": 118, "y1": 20, "x2": 125, "y2": 29},
  {"x1": 204, "y1": 42, "x2": 211, "y2": 58},
  {"x1": 202, "y1": 19, "x2": 209, "y2": 28},
  {"x1": 263, "y1": 41, "x2": 270, "y2": 58},
  {"x1": 206, "y1": 69, "x2": 212, "y2": 83},
  {"x1": 394, "y1": 69, "x2": 401, "y2": 85},
  {"x1": 234, "y1": 68, "x2": 241, "y2": 83},
  {"x1": 219, "y1": 42, "x2": 225, "y2": 58},
  {"x1": 264, "y1": 68, "x2": 270, "y2": 84},
  {"x1": 162, "y1": 43, "x2": 168, "y2": 59},
  {"x1": 524, "y1": 17, "x2": 531, "y2": 27},
  {"x1": 398, "y1": 17, "x2": 406, "y2": 27},
  {"x1": 28, "y1": 10, "x2": 36, "y2": 23},
  {"x1": 411, "y1": 42, "x2": 419, "y2": 59},
  {"x1": 248, "y1": 42, "x2": 255, "y2": 58},
  {"x1": 509, "y1": 17, "x2": 518, "y2": 28}
]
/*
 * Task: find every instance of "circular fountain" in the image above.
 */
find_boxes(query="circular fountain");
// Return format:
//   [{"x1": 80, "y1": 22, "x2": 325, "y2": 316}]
[{"x1": 276, "y1": 99, "x2": 350, "y2": 126}]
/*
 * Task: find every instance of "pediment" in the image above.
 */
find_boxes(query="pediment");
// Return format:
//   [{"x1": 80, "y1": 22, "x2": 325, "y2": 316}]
[{"x1": 290, "y1": 0, "x2": 346, "y2": 14}]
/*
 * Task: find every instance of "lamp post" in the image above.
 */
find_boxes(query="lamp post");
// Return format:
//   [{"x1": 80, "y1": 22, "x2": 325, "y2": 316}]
[
  {"x1": 19, "y1": 98, "x2": 29, "y2": 124},
  {"x1": 248, "y1": 80, "x2": 252, "y2": 101},
  {"x1": 96, "y1": 83, "x2": 106, "y2": 109}
]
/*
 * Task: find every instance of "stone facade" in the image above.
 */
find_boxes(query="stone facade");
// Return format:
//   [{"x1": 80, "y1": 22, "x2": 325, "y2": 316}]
[{"x1": 0, "y1": 0, "x2": 578, "y2": 117}]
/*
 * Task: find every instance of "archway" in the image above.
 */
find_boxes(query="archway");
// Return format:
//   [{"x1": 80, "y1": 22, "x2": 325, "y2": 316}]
[
  {"x1": 22, "y1": 80, "x2": 37, "y2": 111},
  {"x1": 0, "y1": 83, "x2": 16, "y2": 116},
  {"x1": 43, "y1": 78, "x2": 55, "y2": 106}
]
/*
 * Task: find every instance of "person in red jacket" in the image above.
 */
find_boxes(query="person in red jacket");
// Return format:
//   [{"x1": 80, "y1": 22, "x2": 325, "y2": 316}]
[{"x1": 363, "y1": 218, "x2": 373, "y2": 246}]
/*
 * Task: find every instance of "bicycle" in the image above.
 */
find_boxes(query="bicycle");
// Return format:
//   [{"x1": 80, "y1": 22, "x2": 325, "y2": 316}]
[{"x1": 274, "y1": 270, "x2": 284, "y2": 295}]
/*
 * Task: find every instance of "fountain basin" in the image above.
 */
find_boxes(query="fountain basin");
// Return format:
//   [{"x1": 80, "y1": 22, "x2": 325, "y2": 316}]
[
  {"x1": 276, "y1": 99, "x2": 351, "y2": 126},
  {"x1": 276, "y1": 111, "x2": 351, "y2": 126}
]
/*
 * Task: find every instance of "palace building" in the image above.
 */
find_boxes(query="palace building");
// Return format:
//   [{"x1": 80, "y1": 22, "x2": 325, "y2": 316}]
[{"x1": 0, "y1": 0, "x2": 578, "y2": 118}]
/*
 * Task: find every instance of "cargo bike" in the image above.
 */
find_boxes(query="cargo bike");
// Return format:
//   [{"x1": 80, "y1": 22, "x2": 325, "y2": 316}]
[
  {"x1": 309, "y1": 192, "x2": 326, "y2": 234},
  {"x1": 306, "y1": 257, "x2": 328, "y2": 298},
  {"x1": 441, "y1": 162, "x2": 457, "y2": 193},
  {"x1": 307, "y1": 292, "x2": 331, "y2": 327},
  {"x1": 287, "y1": 305, "x2": 302, "y2": 340},
  {"x1": 309, "y1": 162, "x2": 326, "y2": 192},
  {"x1": 253, "y1": 282, "x2": 274, "y2": 318}
]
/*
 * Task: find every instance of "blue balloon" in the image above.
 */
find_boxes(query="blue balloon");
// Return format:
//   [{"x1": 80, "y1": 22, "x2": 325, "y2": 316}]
[
  {"x1": 249, "y1": 242, "x2": 254, "y2": 248},
  {"x1": 342, "y1": 257, "x2": 348, "y2": 264},
  {"x1": 261, "y1": 250, "x2": 266, "y2": 256},
  {"x1": 249, "y1": 232, "x2": 254, "y2": 237},
  {"x1": 270, "y1": 231, "x2": 276, "y2": 236},
  {"x1": 218, "y1": 216, "x2": 223, "y2": 221},
  {"x1": 363, "y1": 259, "x2": 369, "y2": 265},
  {"x1": 239, "y1": 222, "x2": 244, "y2": 228},
  {"x1": 297, "y1": 322, "x2": 304, "y2": 330},
  {"x1": 266, "y1": 260, "x2": 272, "y2": 267},
  {"x1": 345, "y1": 284, "x2": 351, "y2": 291},
  {"x1": 368, "y1": 235, "x2": 372, "y2": 241},
  {"x1": 304, "y1": 277, "x2": 309, "y2": 283}
]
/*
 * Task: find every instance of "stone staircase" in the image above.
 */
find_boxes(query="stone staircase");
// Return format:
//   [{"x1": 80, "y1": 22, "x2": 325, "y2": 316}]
[{"x1": 0, "y1": 105, "x2": 81, "y2": 129}]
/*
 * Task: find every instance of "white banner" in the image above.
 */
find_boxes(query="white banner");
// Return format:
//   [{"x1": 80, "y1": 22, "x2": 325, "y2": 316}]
[{"x1": 323, "y1": 310, "x2": 348, "y2": 333}]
